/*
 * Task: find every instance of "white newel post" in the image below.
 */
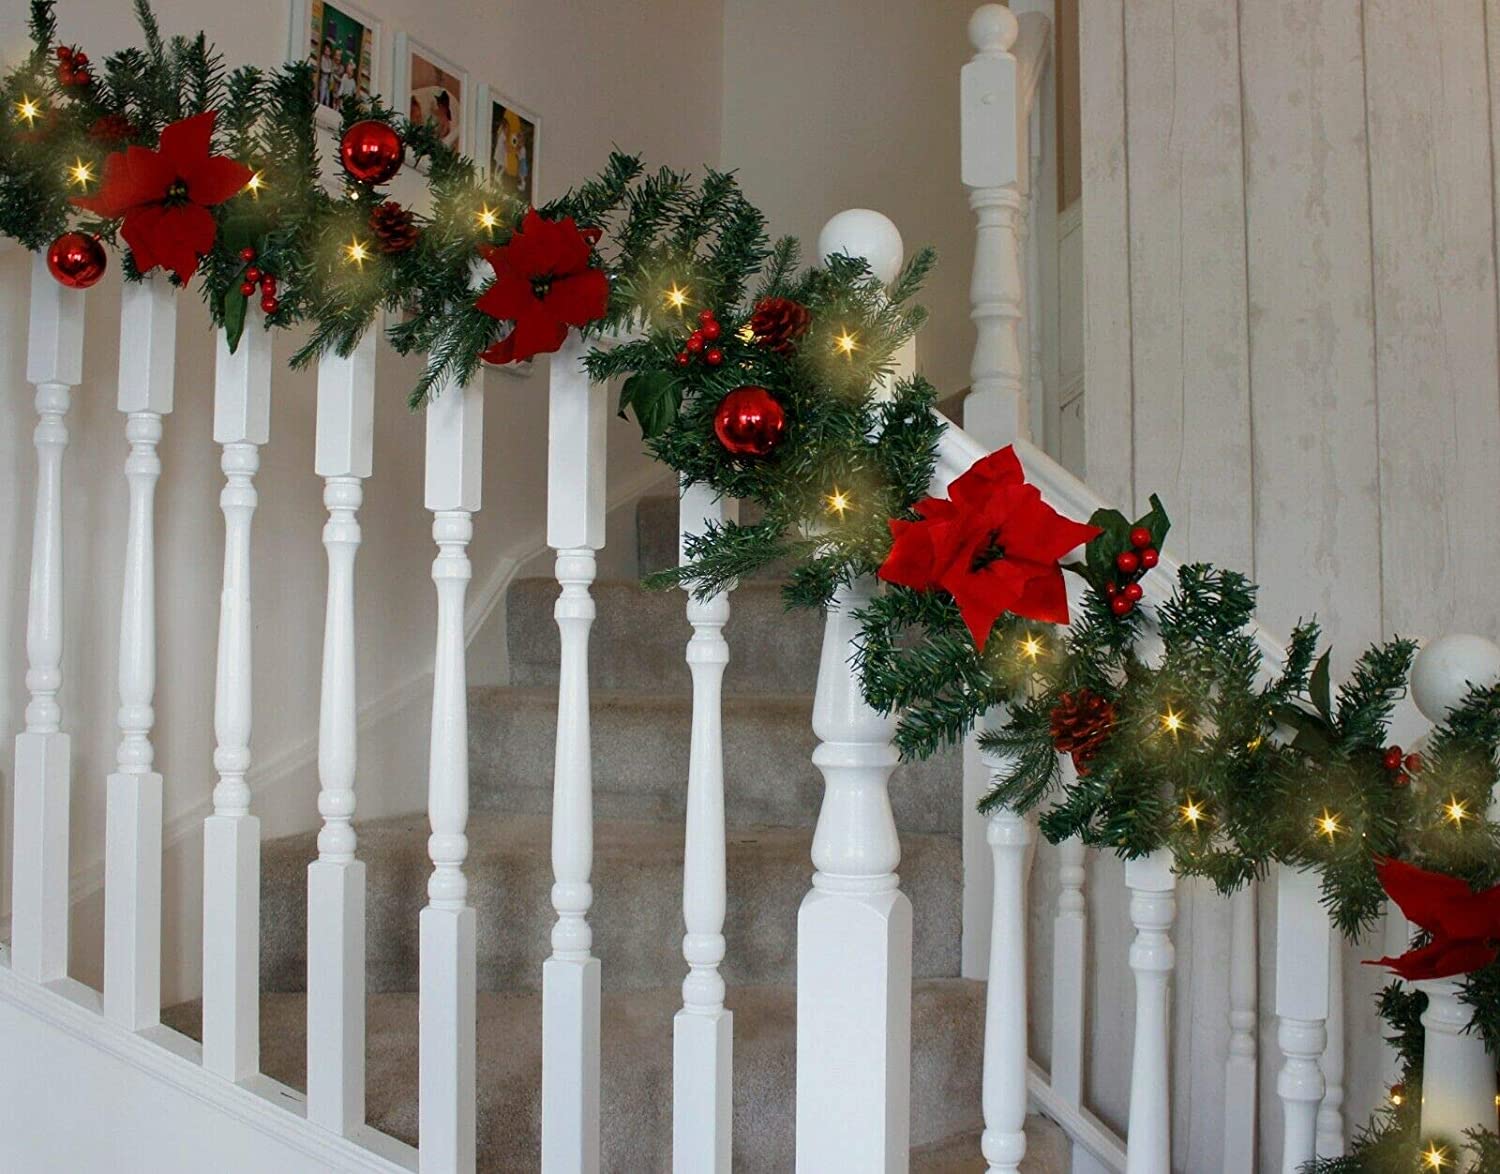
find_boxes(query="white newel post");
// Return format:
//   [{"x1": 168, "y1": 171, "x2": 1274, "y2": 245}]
[
  {"x1": 962, "y1": 4, "x2": 1026, "y2": 448},
  {"x1": 203, "y1": 312, "x2": 271, "y2": 1081},
  {"x1": 307, "y1": 331, "x2": 376, "y2": 1134},
  {"x1": 419, "y1": 372, "x2": 482, "y2": 1174},
  {"x1": 1124, "y1": 848, "x2": 1175, "y2": 1174},
  {"x1": 1275, "y1": 864, "x2": 1331, "y2": 1174},
  {"x1": 11, "y1": 252, "x2": 84, "y2": 984},
  {"x1": 795, "y1": 576, "x2": 912, "y2": 1174},
  {"x1": 1222, "y1": 880, "x2": 1258, "y2": 1173},
  {"x1": 1315, "y1": 936, "x2": 1346, "y2": 1158},
  {"x1": 104, "y1": 275, "x2": 175, "y2": 1029},
  {"x1": 542, "y1": 332, "x2": 605, "y2": 1174},
  {"x1": 979, "y1": 718, "x2": 1032, "y2": 1174},
  {"x1": 1416, "y1": 978, "x2": 1499, "y2": 1162},
  {"x1": 673, "y1": 482, "x2": 733, "y2": 1174}
]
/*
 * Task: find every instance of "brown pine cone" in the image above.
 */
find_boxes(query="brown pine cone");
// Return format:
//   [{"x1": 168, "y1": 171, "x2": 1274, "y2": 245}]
[
  {"x1": 749, "y1": 296, "x2": 811, "y2": 356},
  {"x1": 370, "y1": 200, "x2": 420, "y2": 254},
  {"x1": 1049, "y1": 688, "x2": 1116, "y2": 774}
]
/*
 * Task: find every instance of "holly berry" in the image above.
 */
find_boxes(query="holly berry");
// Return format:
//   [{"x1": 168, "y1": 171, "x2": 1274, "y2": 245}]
[
  {"x1": 675, "y1": 351, "x2": 691, "y2": 367},
  {"x1": 698, "y1": 309, "x2": 717, "y2": 326},
  {"x1": 1403, "y1": 753, "x2": 1423, "y2": 775},
  {"x1": 260, "y1": 274, "x2": 277, "y2": 293},
  {"x1": 260, "y1": 295, "x2": 279, "y2": 315},
  {"x1": 1104, "y1": 581, "x2": 1119, "y2": 597},
  {"x1": 1130, "y1": 526, "x2": 1153, "y2": 549},
  {"x1": 239, "y1": 280, "x2": 256, "y2": 297},
  {"x1": 1115, "y1": 550, "x2": 1140, "y2": 575},
  {"x1": 239, "y1": 246, "x2": 257, "y2": 262},
  {"x1": 1109, "y1": 594, "x2": 1134, "y2": 617},
  {"x1": 704, "y1": 347, "x2": 724, "y2": 366},
  {"x1": 1382, "y1": 746, "x2": 1404, "y2": 771},
  {"x1": 686, "y1": 330, "x2": 705, "y2": 353},
  {"x1": 1123, "y1": 582, "x2": 1144, "y2": 603},
  {"x1": 1140, "y1": 547, "x2": 1160, "y2": 570},
  {"x1": 702, "y1": 319, "x2": 722, "y2": 341},
  {"x1": 244, "y1": 266, "x2": 262, "y2": 284}
]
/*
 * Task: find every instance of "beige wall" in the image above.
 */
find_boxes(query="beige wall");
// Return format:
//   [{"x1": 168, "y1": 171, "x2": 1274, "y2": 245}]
[
  {"x1": 0, "y1": 0, "x2": 721, "y2": 1001},
  {"x1": 1080, "y1": 0, "x2": 1500, "y2": 1168}
]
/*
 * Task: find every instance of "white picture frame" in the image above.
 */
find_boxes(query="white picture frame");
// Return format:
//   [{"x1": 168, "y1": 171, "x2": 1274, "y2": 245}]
[
  {"x1": 392, "y1": 32, "x2": 469, "y2": 161},
  {"x1": 473, "y1": 84, "x2": 542, "y2": 208},
  {"x1": 287, "y1": 0, "x2": 384, "y2": 131}
]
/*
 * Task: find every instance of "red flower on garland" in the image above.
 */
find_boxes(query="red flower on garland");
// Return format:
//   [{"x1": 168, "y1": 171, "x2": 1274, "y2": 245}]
[
  {"x1": 475, "y1": 211, "x2": 609, "y2": 365},
  {"x1": 1368, "y1": 857, "x2": 1500, "y2": 981},
  {"x1": 71, "y1": 111, "x2": 252, "y2": 283},
  {"x1": 878, "y1": 446, "x2": 1101, "y2": 649}
]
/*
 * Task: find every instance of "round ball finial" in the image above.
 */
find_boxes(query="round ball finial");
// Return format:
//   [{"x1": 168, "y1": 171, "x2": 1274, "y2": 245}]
[
  {"x1": 1410, "y1": 634, "x2": 1500, "y2": 723},
  {"x1": 969, "y1": 4, "x2": 1019, "y2": 53},
  {"x1": 818, "y1": 209, "x2": 904, "y2": 286}
]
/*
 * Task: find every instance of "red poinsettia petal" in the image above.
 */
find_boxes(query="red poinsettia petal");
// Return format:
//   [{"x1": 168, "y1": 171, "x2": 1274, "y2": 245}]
[
  {"x1": 879, "y1": 517, "x2": 943, "y2": 591},
  {"x1": 499, "y1": 210, "x2": 561, "y2": 277},
  {"x1": 943, "y1": 560, "x2": 1028, "y2": 650},
  {"x1": 479, "y1": 334, "x2": 515, "y2": 365},
  {"x1": 184, "y1": 152, "x2": 254, "y2": 206},
  {"x1": 156, "y1": 111, "x2": 217, "y2": 170},
  {"x1": 545, "y1": 268, "x2": 610, "y2": 327},
  {"x1": 1371, "y1": 936, "x2": 1499, "y2": 982},
  {"x1": 149, "y1": 202, "x2": 216, "y2": 282},
  {"x1": 118, "y1": 203, "x2": 165, "y2": 274},
  {"x1": 475, "y1": 269, "x2": 538, "y2": 323},
  {"x1": 72, "y1": 147, "x2": 168, "y2": 217},
  {"x1": 501, "y1": 308, "x2": 571, "y2": 363},
  {"x1": 1377, "y1": 858, "x2": 1482, "y2": 936},
  {"x1": 546, "y1": 215, "x2": 594, "y2": 276},
  {"x1": 1008, "y1": 564, "x2": 1072, "y2": 625},
  {"x1": 948, "y1": 444, "x2": 1025, "y2": 509},
  {"x1": 996, "y1": 489, "x2": 1103, "y2": 564}
]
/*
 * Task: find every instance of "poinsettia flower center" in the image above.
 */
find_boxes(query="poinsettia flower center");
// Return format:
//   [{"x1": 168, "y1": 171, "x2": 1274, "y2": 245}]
[
  {"x1": 530, "y1": 272, "x2": 556, "y2": 300},
  {"x1": 163, "y1": 177, "x2": 190, "y2": 206},
  {"x1": 970, "y1": 529, "x2": 1008, "y2": 572}
]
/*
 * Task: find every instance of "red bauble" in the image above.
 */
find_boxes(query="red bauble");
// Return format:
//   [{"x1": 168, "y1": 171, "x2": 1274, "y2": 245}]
[
  {"x1": 340, "y1": 120, "x2": 403, "y2": 185},
  {"x1": 46, "y1": 232, "x2": 106, "y2": 289},
  {"x1": 1115, "y1": 550, "x2": 1139, "y2": 574},
  {"x1": 713, "y1": 386, "x2": 787, "y2": 457},
  {"x1": 1140, "y1": 547, "x2": 1160, "y2": 569},
  {"x1": 1130, "y1": 526, "x2": 1153, "y2": 549}
]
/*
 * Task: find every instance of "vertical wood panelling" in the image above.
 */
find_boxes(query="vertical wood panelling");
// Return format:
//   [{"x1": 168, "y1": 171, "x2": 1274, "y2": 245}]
[{"x1": 1364, "y1": 0, "x2": 1500, "y2": 638}]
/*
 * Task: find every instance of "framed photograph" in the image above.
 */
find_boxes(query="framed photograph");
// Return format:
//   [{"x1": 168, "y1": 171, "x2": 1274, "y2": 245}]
[
  {"x1": 287, "y1": 0, "x2": 382, "y2": 130},
  {"x1": 474, "y1": 85, "x2": 541, "y2": 207},
  {"x1": 393, "y1": 33, "x2": 468, "y2": 158}
]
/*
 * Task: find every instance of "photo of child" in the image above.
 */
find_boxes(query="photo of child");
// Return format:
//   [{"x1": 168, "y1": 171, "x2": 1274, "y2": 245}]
[
  {"x1": 489, "y1": 102, "x2": 537, "y2": 206},
  {"x1": 407, "y1": 50, "x2": 464, "y2": 153},
  {"x1": 305, "y1": 0, "x2": 374, "y2": 112}
]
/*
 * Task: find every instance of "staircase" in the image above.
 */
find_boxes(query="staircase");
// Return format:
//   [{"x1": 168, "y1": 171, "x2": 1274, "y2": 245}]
[{"x1": 161, "y1": 493, "x2": 1066, "y2": 1171}]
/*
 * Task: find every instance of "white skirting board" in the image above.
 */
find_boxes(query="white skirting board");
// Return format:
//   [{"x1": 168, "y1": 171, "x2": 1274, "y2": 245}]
[{"x1": 0, "y1": 952, "x2": 415, "y2": 1173}]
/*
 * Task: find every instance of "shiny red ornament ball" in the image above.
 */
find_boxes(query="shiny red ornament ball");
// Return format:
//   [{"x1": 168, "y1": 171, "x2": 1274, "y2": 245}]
[
  {"x1": 1115, "y1": 550, "x2": 1139, "y2": 574},
  {"x1": 1109, "y1": 594, "x2": 1134, "y2": 617},
  {"x1": 1130, "y1": 526, "x2": 1153, "y2": 549},
  {"x1": 713, "y1": 386, "x2": 787, "y2": 457},
  {"x1": 46, "y1": 232, "x2": 106, "y2": 289},
  {"x1": 340, "y1": 119, "x2": 403, "y2": 185},
  {"x1": 704, "y1": 347, "x2": 724, "y2": 366},
  {"x1": 1139, "y1": 547, "x2": 1160, "y2": 570}
]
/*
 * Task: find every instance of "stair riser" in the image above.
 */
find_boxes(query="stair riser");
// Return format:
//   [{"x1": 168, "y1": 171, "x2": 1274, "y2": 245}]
[
  {"x1": 260, "y1": 821, "x2": 961, "y2": 994},
  {"x1": 469, "y1": 689, "x2": 964, "y2": 835}
]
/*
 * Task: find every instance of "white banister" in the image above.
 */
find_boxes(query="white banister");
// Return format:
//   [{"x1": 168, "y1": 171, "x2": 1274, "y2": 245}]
[
  {"x1": 542, "y1": 332, "x2": 605, "y2": 1174},
  {"x1": 1275, "y1": 864, "x2": 1331, "y2": 1174},
  {"x1": 1415, "y1": 978, "x2": 1499, "y2": 1163},
  {"x1": 962, "y1": 4, "x2": 1026, "y2": 447},
  {"x1": 980, "y1": 721, "x2": 1032, "y2": 1173},
  {"x1": 202, "y1": 312, "x2": 271, "y2": 1081},
  {"x1": 419, "y1": 373, "x2": 482, "y2": 1174},
  {"x1": 1222, "y1": 881, "x2": 1258, "y2": 1173},
  {"x1": 306, "y1": 331, "x2": 376, "y2": 1134},
  {"x1": 1123, "y1": 849, "x2": 1175, "y2": 1174},
  {"x1": 1315, "y1": 938, "x2": 1345, "y2": 1158},
  {"x1": 103, "y1": 275, "x2": 175, "y2": 1030},
  {"x1": 11, "y1": 251, "x2": 83, "y2": 984},
  {"x1": 1048, "y1": 761, "x2": 1086, "y2": 1108},
  {"x1": 673, "y1": 482, "x2": 733, "y2": 1174}
]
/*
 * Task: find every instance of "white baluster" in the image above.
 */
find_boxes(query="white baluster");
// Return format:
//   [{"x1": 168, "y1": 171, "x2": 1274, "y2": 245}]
[
  {"x1": 1379, "y1": 901, "x2": 1410, "y2": 1092},
  {"x1": 1416, "y1": 978, "x2": 1499, "y2": 1165},
  {"x1": 1222, "y1": 880, "x2": 1258, "y2": 1173},
  {"x1": 1049, "y1": 831, "x2": 1086, "y2": 1106},
  {"x1": 104, "y1": 275, "x2": 175, "y2": 1029},
  {"x1": 419, "y1": 374, "x2": 482, "y2": 1174},
  {"x1": 962, "y1": 5, "x2": 1027, "y2": 447},
  {"x1": 1124, "y1": 849, "x2": 1175, "y2": 1174},
  {"x1": 541, "y1": 332, "x2": 605, "y2": 1174},
  {"x1": 1275, "y1": 864, "x2": 1331, "y2": 1174},
  {"x1": 307, "y1": 331, "x2": 375, "y2": 1134},
  {"x1": 11, "y1": 251, "x2": 83, "y2": 984},
  {"x1": 1316, "y1": 937, "x2": 1346, "y2": 1158},
  {"x1": 980, "y1": 720, "x2": 1031, "y2": 1173},
  {"x1": 673, "y1": 483, "x2": 733, "y2": 1174},
  {"x1": 203, "y1": 312, "x2": 271, "y2": 1080},
  {"x1": 795, "y1": 575, "x2": 911, "y2": 1174}
]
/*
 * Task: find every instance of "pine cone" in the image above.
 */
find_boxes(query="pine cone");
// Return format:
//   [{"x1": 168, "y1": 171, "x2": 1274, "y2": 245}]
[
  {"x1": 370, "y1": 200, "x2": 419, "y2": 254},
  {"x1": 1049, "y1": 688, "x2": 1116, "y2": 774},
  {"x1": 749, "y1": 296, "x2": 811, "y2": 356}
]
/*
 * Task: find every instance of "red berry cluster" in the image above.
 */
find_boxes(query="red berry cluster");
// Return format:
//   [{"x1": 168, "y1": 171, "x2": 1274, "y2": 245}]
[
  {"x1": 1381, "y1": 745, "x2": 1423, "y2": 788},
  {"x1": 674, "y1": 309, "x2": 725, "y2": 369},
  {"x1": 1104, "y1": 526, "x2": 1161, "y2": 617},
  {"x1": 237, "y1": 246, "x2": 280, "y2": 315},
  {"x1": 55, "y1": 45, "x2": 92, "y2": 88}
]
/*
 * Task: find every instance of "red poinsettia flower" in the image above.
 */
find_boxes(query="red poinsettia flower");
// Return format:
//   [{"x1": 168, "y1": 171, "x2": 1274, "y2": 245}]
[
  {"x1": 878, "y1": 445, "x2": 1101, "y2": 649},
  {"x1": 475, "y1": 211, "x2": 609, "y2": 364},
  {"x1": 1367, "y1": 857, "x2": 1500, "y2": 981},
  {"x1": 71, "y1": 111, "x2": 252, "y2": 283}
]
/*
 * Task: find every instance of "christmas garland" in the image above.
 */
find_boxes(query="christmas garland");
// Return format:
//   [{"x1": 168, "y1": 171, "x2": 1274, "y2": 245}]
[{"x1": 4, "y1": 3, "x2": 1498, "y2": 1161}]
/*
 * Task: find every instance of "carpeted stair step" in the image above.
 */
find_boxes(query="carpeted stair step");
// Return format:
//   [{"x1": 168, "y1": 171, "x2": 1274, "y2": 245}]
[
  {"x1": 469, "y1": 686, "x2": 963, "y2": 835},
  {"x1": 260, "y1": 811, "x2": 961, "y2": 995},
  {"x1": 163, "y1": 979, "x2": 1067, "y2": 1173},
  {"x1": 506, "y1": 578, "x2": 825, "y2": 694}
]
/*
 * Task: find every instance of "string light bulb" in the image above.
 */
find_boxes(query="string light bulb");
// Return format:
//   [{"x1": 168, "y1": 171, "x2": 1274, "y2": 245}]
[
  {"x1": 834, "y1": 329, "x2": 858, "y2": 357},
  {"x1": 67, "y1": 158, "x2": 94, "y2": 188},
  {"x1": 737, "y1": 323, "x2": 756, "y2": 343},
  {"x1": 1387, "y1": 1085, "x2": 1404, "y2": 1107},
  {"x1": 1180, "y1": 798, "x2": 1205, "y2": 828},
  {"x1": 1423, "y1": 1143, "x2": 1449, "y2": 1170},
  {"x1": 1444, "y1": 797, "x2": 1470, "y2": 827},
  {"x1": 1316, "y1": 809, "x2": 1343, "y2": 841},
  {"x1": 475, "y1": 204, "x2": 500, "y2": 231},
  {"x1": 1159, "y1": 707, "x2": 1186, "y2": 736},
  {"x1": 342, "y1": 236, "x2": 371, "y2": 268},
  {"x1": 15, "y1": 95, "x2": 40, "y2": 125},
  {"x1": 243, "y1": 171, "x2": 265, "y2": 197},
  {"x1": 1019, "y1": 633, "x2": 1043, "y2": 662},
  {"x1": 664, "y1": 283, "x2": 689, "y2": 312},
  {"x1": 825, "y1": 487, "x2": 851, "y2": 518}
]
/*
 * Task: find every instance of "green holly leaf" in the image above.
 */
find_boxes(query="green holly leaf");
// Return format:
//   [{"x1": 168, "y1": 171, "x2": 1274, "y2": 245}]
[
  {"x1": 617, "y1": 370, "x2": 682, "y2": 439},
  {"x1": 222, "y1": 284, "x2": 246, "y2": 353},
  {"x1": 1137, "y1": 493, "x2": 1171, "y2": 551},
  {"x1": 1309, "y1": 649, "x2": 1333, "y2": 723},
  {"x1": 1082, "y1": 506, "x2": 1131, "y2": 591}
]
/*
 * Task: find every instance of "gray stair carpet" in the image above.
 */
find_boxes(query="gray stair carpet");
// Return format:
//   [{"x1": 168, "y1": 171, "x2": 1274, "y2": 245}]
[{"x1": 208, "y1": 494, "x2": 1067, "y2": 1171}]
